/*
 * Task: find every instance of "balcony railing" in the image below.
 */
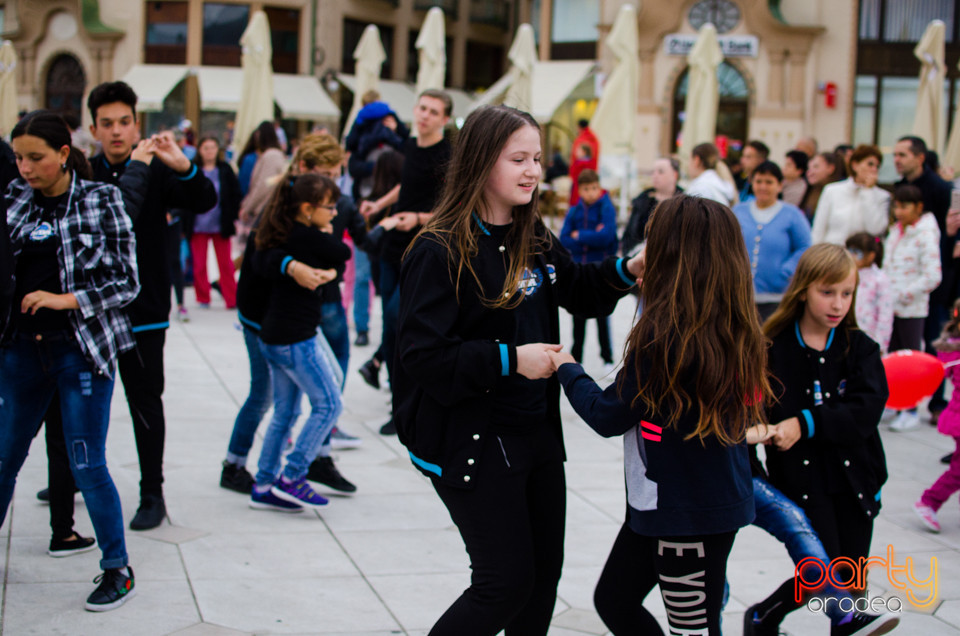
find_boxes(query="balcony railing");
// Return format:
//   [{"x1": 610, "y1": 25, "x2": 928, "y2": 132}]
[{"x1": 414, "y1": 0, "x2": 458, "y2": 19}]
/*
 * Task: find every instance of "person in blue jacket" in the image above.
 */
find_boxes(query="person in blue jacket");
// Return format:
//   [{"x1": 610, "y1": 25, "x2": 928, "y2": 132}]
[
  {"x1": 732, "y1": 160, "x2": 812, "y2": 321},
  {"x1": 559, "y1": 169, "x2": 619, "y2": 367},
  {"x1": 547, "y1": 195, "x2": 770, "y2": 635}
]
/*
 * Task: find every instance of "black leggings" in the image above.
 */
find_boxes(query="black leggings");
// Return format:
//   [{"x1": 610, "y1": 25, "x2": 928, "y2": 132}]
[
  {"x1": 429, "y1": 428, "x2": 566, "y2": 636},
  {"x1": 594, "y1": 524, "x2": 737, "y2": 636}
]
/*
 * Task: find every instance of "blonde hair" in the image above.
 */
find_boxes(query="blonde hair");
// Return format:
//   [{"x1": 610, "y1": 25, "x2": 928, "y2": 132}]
[
  {"x1": 763, "y1": 244, "x2": 859, "y2": 339},
  {"x1": 295, "y1": 132, "x2": 343, "y2": 171}
]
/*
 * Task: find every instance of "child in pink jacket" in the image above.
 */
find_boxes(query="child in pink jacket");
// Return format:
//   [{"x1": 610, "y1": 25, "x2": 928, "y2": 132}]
[{"x1": 914, "y1": 298, "x2": 960, "y2": 532}]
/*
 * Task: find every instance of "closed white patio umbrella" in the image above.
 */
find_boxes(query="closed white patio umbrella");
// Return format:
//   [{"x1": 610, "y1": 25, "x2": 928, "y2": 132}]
[
  {"x1": 679, "y1": 23, "x2": 724, "y2": 158},
  {"x1": 0, "y1": 41, "x2": 17, "y2": 138},
  {"x1": 503, "y1": 24, "x2": 536, "y2": 113},
  {"x1": 590, "y1": 4, "x2": 639, "y2": 157},
  {"x1": 912, "y1": 19, "x2": 946, "y2": 153},
  {"x1": 943, "y1": 57, "x2": 960, "y2": 173},
  {"x1": 415, "y1": 7, "x2": 446, "y2": 96},
  {"x1": 233, "y1": 11, "x2": 274, "y2": 163},
  {"x1": 343, "y1": 24, "x2": 387, "y2": 139}
]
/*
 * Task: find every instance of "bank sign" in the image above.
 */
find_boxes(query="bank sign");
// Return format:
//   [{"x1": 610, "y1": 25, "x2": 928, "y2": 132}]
[{"x1": 664, "y1": 34, "x2": 759, "y2": 58}]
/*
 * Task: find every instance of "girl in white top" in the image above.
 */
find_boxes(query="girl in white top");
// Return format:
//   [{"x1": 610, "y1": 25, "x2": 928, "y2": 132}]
[
  {"x1": 811, "y1": 145, "x2": 891, "y2": 245},
  {"x1": 685, "y1": 142, "x2": 736, "y2": 206}
]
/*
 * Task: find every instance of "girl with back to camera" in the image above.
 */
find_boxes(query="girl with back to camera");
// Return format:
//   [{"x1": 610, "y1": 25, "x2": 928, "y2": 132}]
[
  {"x1": 747, "y1": 244, "x2": 890, "y2": 635},
  {"x1": 546, "y1": 195, "x2": 769, "y2": 635},
  {"x1": 250, "y1": 173, "x2": 350, "y2": 512},
  {"x1": 394, "y1": 105, "x2": 642, "y2": 635}
]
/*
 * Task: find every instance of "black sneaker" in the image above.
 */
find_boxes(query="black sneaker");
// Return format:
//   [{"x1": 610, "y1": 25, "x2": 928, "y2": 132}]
[
  {"x1": 85, "y1": 566, "x2": 136, "y2": 612},
  {"x1": 358, "y1": 358, "x2": 380, "y2": 389},
  {"x1": 742, "y1": 603, "x2": 781, "y2": 636},
  {"x1": 48, "y1": 532, "x2": 96, "y2": 558},
  {"x1": 354, "y1": 332, "x2": 369, "y2": 346},
  {"x1": 379, "y1": 418, "x2": 396, "y2": 435},
  {"x1": 36, "y1": 486, "x2": 79, "y2": 503},
  {"x1": 942, "y1": 452, "x2": 953, "y2": 464},
  {"x1": 830, "y1": 611, "x2": 899, "y2": 636},
  {"x1": 129, "y1": 494, "x2": 166, "y2": 530},
  {"x1": 307, "y1": 456, "x2": 357, "y2": 493},
  {"x1": 220, "y1": 461, "x2": 255, "y2": 494}
]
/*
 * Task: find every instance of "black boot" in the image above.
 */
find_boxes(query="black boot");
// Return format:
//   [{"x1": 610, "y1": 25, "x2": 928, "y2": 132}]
[
  {"x1": 307, "y1": 456, "x2": 357, "y2": 493},
  {"x1": 130, "y1": 494, "x2": 166, "y2": 530}
]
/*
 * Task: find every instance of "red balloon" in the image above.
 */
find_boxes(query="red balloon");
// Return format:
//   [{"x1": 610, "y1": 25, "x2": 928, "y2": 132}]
[{"x1": 882, "y1": 350, "x2": 945, "y2": 410}]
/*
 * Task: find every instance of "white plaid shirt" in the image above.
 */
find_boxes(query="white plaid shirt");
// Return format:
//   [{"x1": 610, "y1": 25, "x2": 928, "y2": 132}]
[{"x1": 5, "y1": 174, "x2": 140, "y2": 377}]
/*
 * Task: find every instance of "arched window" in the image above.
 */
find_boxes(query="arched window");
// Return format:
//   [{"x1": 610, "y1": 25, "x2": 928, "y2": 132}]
[
  {"x1": 45, "y1": 54, "x2": 86, "y2": 119},
  {"x1": 671, "y1": 61, "x2": 749, "y2": 153}
]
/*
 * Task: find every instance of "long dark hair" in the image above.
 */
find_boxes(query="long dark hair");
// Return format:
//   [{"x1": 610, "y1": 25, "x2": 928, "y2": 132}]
[
  {"x1": 417, "y1": 105, "x2": 548, "y2": 309},
  {"x1": 623, "y1": 195, "x2": 770, "y2": 445},
  {"x1": 255, "y1": 121, "x2": 281, "y2": 153},
  {"x1": 256, "y1": 173, "x2": 339, "y2": 250},
  {"x1": 11, "y1": 110, "x2": 92, "y2": 180}
]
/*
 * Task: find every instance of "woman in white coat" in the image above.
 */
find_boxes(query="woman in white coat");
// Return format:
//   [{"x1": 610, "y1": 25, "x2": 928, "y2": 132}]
[{"x1": 811, "y1": 145, "x2": 891, "y2": 244}]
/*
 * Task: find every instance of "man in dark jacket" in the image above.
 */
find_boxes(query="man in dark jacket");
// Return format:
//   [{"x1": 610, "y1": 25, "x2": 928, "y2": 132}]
[
  {"x1": 895, "y1": 135, "x2": 955, "y2": 419},
  {"x1": 41, "y1": 82, "x2": 217, "y2": 531}
]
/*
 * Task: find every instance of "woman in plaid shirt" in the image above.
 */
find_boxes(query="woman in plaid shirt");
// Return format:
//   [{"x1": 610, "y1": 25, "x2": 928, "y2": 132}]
[{"x1": 0, "y1": 111, "x2": 139, "y2": 611}]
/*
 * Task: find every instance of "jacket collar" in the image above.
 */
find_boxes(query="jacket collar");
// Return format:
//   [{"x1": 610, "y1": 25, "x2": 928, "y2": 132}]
[{"x1": 795, "y1": 321, "x2": 835, "y2": 351}]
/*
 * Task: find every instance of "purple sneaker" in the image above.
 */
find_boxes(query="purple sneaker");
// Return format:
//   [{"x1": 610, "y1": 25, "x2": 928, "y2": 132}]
[
  {"x1": 271, "y1": 477, "x2": 329, "y2": 509},
  {"x1": 249, "y1": 487, "x2": 303, "y2": 513}
]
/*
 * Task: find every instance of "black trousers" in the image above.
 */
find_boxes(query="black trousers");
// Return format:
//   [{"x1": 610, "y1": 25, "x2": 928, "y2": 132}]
[
  {"x1": 594, "y1": 524, "x2": 737, "y2": 636},
  {"x1": 46, "y1": 329, "x2": 167, "y2": 511},
  {"x1": 571, "y1": 314, "x2": 613, "y2": 364},
  {"x1": 429, "y1": 427, "x2": 566, "y2": 636}
]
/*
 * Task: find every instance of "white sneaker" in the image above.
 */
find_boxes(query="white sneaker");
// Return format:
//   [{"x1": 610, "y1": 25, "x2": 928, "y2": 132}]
[{"x1": 890, "y1": 411, "x2": 920, "y2": 432}]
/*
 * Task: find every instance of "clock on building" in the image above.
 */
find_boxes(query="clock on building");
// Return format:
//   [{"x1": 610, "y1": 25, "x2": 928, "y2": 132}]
[{"x1": 688, "y1": 0, "x2": 741, "y2": 34}]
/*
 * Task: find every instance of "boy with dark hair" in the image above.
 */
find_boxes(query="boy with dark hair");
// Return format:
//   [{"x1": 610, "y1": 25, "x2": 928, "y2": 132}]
[
  {"x1": 737, "y1": 139, "x2": 771, "y2": 203},
  {"x1": 37, "y1": 81, "x2": 217, "y2": 531},
  {"x1": 560, "y1": 169, "x2": 619, "y2": 370}
]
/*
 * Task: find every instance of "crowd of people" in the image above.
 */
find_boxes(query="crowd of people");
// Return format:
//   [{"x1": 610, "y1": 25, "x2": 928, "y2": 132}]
[{"x1": 1, "y1": 75, "x2": 957, "y2": 636}]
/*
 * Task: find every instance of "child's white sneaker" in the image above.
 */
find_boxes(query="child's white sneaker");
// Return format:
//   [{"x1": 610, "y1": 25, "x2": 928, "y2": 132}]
[
  {"x1": 913, "y1": 501, "x2": 941, "y2": 532},
  {"x1": 890, "y1": 411, "x2": 920, "y2": 431}
]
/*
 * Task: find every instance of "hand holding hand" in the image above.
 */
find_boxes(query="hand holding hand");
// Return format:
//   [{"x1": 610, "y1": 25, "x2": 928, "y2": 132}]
[
  {"x1": 545, "y1": 348, "x2": 577, "y2": 371},
  {"x1": 151, "y1": 132, "x2": 192, "y2": 173},
  {"x1": 21, "y1": 291, "x2": 79, "y2": 314},
  {"x1": 359, "y1": 200, "x2": 379, "y2": 218},
  {"x1": 745, "y1": 423, "x2": 778, "y2": 445},
  {"x1": 516, "y1": 343, "x2": 563, "y2": 380},
  {"x1": 394, "y1": 212, "x2": 419, "y2": 232},
  {"x1": 130, "y1": 139, "x2": 156, "y2": 165},
  {"x1": 772, "y1": 417, "x2": 802, "y2": 451},
  {"x1": 626, "y1": 248, "x2": 645, "y2": 284},
  {"x1": 947, "y1": 208, "x2": 960, "y2": 237},
  {"x1": 289, "y1": 262, "x2": 328, "y2": 291},
  {"x1": 379, "y1": 216, "x2": 400, "y2": 231}
]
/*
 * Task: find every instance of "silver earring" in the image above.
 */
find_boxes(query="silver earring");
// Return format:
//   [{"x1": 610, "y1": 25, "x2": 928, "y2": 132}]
[{"x1": 61, "y1": 163, "x2": 67, "y2": 171}]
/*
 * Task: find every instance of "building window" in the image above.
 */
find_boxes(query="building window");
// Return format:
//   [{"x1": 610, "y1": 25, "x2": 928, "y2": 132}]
[
  {"x1": 413, "y1": 0, "x2": 458, "y2": 19},
  {"x1": 202, "y1": 3, "x2": 249, "y2": 67},
  {"x1": 265, "y1": 6, "x2": 300, "y2": 73},
  {"x1": 45, "y1": 54, "x2": 86, "y2": 118},
  {"x1": 145, "y1": 1, "x2": 188, "y2": 64},
  {"x1": 464, "y1": 40, "x2": 504, "y2": 91},
  {"x1": 342, "y1": 19, "x2": 394, "y2": 78},
  {"x1": 550, "y1": 0, "x2": 598, "y2": 60},
  {"x1": 470, "y1": 0, "x2": 508, "y2": 28}
]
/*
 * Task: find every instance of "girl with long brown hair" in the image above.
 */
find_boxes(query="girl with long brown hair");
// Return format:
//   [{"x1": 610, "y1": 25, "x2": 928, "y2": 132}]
[
  {"x1": 547, "y1": 195, "x2": 768, "y2": 635},
  {"x1": 394, "y1": 105, "x2": 642, "y2": 635}
]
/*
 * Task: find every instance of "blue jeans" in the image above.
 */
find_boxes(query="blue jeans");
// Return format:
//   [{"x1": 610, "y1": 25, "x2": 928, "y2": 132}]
[
  {"x1": 752, "y1": 477, "x2": 849, "y2": 624},
  {"x1": 353, "y1": 249, "x2": 372, "y2": 334},
  {"x1": 0, "y1": 336, "x2": 127, "y2": 570},
  {"x1": 257, "y1": 334, "x2": 343, "y2": 485},
  {"x1": 319, "y1": 301, "x2": 350, "y2": 384},
  {"x1": 226, "y1": 326, "x2": 274, "y2": 465}
]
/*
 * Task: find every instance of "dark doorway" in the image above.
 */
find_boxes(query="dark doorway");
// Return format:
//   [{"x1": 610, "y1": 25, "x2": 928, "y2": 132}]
[
  {"x1": 45, "y1": 54, "x2": 86, "y2": 120},
  {"x1": 672, "y1": 61, "x2": 749, "y2": 155}
]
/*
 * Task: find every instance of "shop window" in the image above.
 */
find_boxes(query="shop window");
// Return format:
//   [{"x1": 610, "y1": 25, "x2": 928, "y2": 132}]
[
  {"x1": 342, "y1": 19, "x2": 394, "y2": 78},
  {"x1": 265, "y1": 6, "x2": 300, "y2": 74},
  {"x1": 145, "y1": 1, "x2": 188, "y2": 64}
]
